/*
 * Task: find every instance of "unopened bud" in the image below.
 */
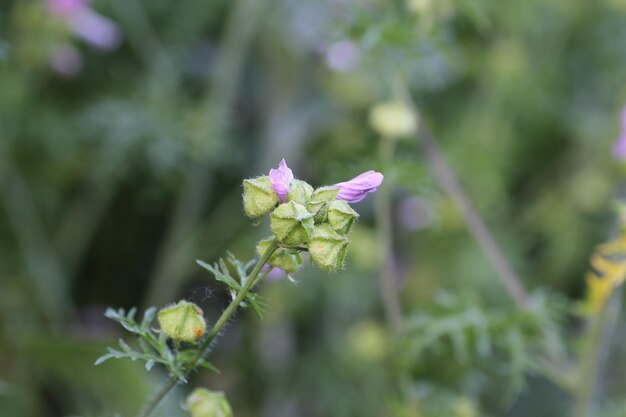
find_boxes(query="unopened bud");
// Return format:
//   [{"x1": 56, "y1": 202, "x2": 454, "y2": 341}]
[
  {"x1": 286, "y1": 179, "x2": 314, "y2": 206},
  {"x1": 186, "y1": 388, "x2": 233, "y2": 417},
  {"x1": 257, "y1": 238, "x2": 302, "y2": 273},
  {"x1": 327, "y1": 200, "x2": 359, "y2": 234},
  {"x1": 157, "y1": 300, "x2": 206, "y2": 343},
  {"x1": 242, "y1": 176, "x2": 279, "y2": 218},
  {"x1": 368, "y1": 101, "x2": 417, "y2": 138},
  {"x1": 309, "y1": 224, "x2": 349, "y2": 271},
  {"x1": 270, "y1": 201, "x2": 315, "y2": 245},
  {"x1": 306, "y1": 186, "x2": 339, "y2": 223}
]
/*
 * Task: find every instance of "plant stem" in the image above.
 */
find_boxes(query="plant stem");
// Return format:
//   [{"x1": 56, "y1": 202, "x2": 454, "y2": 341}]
[
  {"x1": 134, "y1": 240, "x2": 279, "y2": 417},
  {"x1": 415, "y1": 123, "x2": 528, "y2": 308},
  {"x1": 376, "y1": 135, "x2": 403, "y2": 331},
  {"x1": 572, "y1": 292, "x2": 617, "y2": 417}
]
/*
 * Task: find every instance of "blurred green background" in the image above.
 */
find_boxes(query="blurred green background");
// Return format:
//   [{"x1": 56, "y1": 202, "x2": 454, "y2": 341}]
[{"x1": 2, "y1": 0, "x2": 626, "y2": 416}]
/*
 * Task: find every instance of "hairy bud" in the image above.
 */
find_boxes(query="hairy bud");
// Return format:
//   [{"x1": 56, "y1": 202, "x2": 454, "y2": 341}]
[
  {"x1": 242, "y1": 176, "x2": 279, "y2": 218},
  {"x1": 306, "y1": 186, "x2": 339, "y2": 223},
  {"x1": 286, "y1": 179, "x2": 314, "y2": 206},
  {"x1": 309, "y1": 224, "x2": 349, "y2": 271},
  {"x1": 186, "y1": 388, "x2": 233, "y2": 417},
  {"x1": 327, "y1": 200, "x2": 359, "y2": 234},
  {"x1": 257, "y1": 238, "x2": 302, "y2": 273},
  {"x1": 270, "y1": 201, "x2": 315, "y2": 245},
  {"x1": 157, "y1": 300, "x2": 206, "y2": 343}
]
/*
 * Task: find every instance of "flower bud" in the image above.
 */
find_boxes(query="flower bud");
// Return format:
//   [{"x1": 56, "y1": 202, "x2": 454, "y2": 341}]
[
  {"x1": 286, "y1": 179, "x2": 314, "y2": 206},
  {"x1": 335, "y1": 171, "x2": 383, "y2": 203},
  {"x1": 327, "y1": 200, "x2": 359, "y2": 235},
  {"x1": 186, "y1": 388, "x2": 233, "y2": 417},
  {"x1": 157, "y1": 300, "x2": 206, "y2": 343},
  {"x1": 242, "y1": 176, "x2": 279, "y2": 218},
  {"x1": 257, "y1": 238, "x2": 302, "y2": 273},
  {"x1": 269, "y1": 159, "x2": 294, "y2": 203},
  {"x1": 368, "y1": 100, "x2": 417, "y2": 138},
  {"x1": 270, "y1": 201, "x2": 315, "y2": 245},
  {"x1": 306, "y1": 186, "x2": 339, "y2": 223},
  {"x1": 309, "y1": 224, "x2": 349, "y2": 271}
]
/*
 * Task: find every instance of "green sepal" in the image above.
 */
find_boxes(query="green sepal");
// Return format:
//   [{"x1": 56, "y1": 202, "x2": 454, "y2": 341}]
[
  {"x1": 270, "y1": 201, "x2": 315, "y2": 245},
  {"x1": 306, "y1": 186, "x2": 339, "y2": 223},
  {"x1": 286, "y1": 179, "x2": 314, "y2": 206},
  {"x1": 157, "y1": 300, "x2": 206, "y2": 344},
  {"x1": 242, "y1": 176, "x2": 279, "y2": 218},
  {"x1": 257, "y1": 238, "x2": 303, "y2": 273},
  {"x1": 327, "y1": 200, "x2": 359, "y2": 235},
  {"x1": 186, "y1": 388, "x2": 233, "y2": 417},
  {"x1": 309, "y1": 224, "x2": 349, "y2": 272}
]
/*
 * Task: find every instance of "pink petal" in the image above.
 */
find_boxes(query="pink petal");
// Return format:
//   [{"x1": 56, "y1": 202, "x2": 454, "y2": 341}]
[{"x1": 269, "y1": 159, "x2": 294, "y2": 203}]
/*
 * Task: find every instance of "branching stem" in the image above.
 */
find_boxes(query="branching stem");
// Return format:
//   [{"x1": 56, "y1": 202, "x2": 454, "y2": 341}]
[{"x1": 134, "y1": 240, "x2": 279, "y2": 417}]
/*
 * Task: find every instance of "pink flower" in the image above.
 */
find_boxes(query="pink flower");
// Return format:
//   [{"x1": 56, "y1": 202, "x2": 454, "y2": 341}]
[
  {"x1": 325, "y1": 40, "x2": 360, "y2": 73},
  {"x1": 334, "y1": 170, "x2": 384, "y2": 203},
  {"x1": 614, "y1": 137, "x2": 626, "y2": 160},
  {"x1": 269, "y1": 159, "x2": 294, "y2": 203},
  {"x1": 262, "y1": 265, "x2": 286, "y2": 280},
  {"x1": 47, "y1": 0, "x2": 88, "y2": 16},
  {"x1": 613, "y1": 107, "x2": 626, "y2": 161},
  {"x1": 50, "y1": 44, "x2": 83, "y2": 77},
  {"x1": 47, "y1": 0, "x2": 121, "y2": 50}
]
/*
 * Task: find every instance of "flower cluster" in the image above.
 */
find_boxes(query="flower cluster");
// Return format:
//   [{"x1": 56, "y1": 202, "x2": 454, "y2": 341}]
[{"x1": 243, "y1": 160, "x2": 383, "y2": 272}]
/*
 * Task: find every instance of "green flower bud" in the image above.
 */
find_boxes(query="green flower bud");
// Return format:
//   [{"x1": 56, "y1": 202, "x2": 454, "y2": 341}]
[
  {"x1": 270, "y1": 201, "x2": 314, "y2": 246},
  {"x1": 306, "y1": 186, "x2": 339, "y2": 223},
  {"x1": 186, "y1": 388, "x2": 233, "y2": 417},
  {"x1": 327, "y1": 200, "x2": 359, "y2": 235},
  {"x1": 157, "y1": 300, "x2": 206, "y2": 343},
  {"x1": 242, "y1": 176, "x2": 278, "y2": 218},
  {"x1": 257, "y1": 238, "x2": 302, "y2": 273},
  {"x1": 309, "y1": 224, "x2": 349, "y2": 271},
  {"x1": 286, "y1": 179, "x2": 314, "y2": 206}
]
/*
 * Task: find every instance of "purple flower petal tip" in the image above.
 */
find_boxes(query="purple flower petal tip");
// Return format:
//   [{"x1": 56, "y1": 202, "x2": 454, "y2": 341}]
[
  {"x1": 269, "y1": 159, "x2": 294, "y2": 203},
  {"x1": 613, "y1": 135, "x2": 626, "y2": 161},
  {"x1": 334, "y1": 170, "x2": 384, "y2": 203},
  {"x1": 262, "y1": 265, "x2": 286, "y2": 280},
  {"x1": 47, "y1": 0, "x2": 89, "y2": 16}
]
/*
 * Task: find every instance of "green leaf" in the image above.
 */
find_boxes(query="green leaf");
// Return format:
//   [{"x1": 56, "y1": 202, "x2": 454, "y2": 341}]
[
  {"x1": 196, "y1": 259, "x2": 241, "y2": 290},
  {"x1": 197, "y1": 360, "x2": 220, "y2": 373}
]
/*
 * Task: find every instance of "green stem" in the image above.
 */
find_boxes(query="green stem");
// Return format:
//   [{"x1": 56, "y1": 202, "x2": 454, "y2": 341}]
[
  {"x1": 134, "y1": 240, "x2": 279, "y2": 417},
  {"x1": 376, "y1": 135, "x2": 402, "y2": 330},
  {"x1": 572, "y1": 297, "x2": 614, "y2": 417}
]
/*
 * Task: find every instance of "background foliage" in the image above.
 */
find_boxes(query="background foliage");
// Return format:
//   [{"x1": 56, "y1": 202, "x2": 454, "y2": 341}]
[{"x1": 2, "y1": 0, "x2": 626, "y2": 416}]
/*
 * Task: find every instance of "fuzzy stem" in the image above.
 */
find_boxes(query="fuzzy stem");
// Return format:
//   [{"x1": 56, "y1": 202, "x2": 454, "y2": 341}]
[
  {"x1": 376, "y1": 135, "x2": 403, "y2": 330},
  {"x1": 134, "y1": 240, "x2": 279, "y2": 417}
]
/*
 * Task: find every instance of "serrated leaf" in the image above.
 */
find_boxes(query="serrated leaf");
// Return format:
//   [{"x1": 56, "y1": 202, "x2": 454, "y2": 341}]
[
  {"x1": 104, "y1": 307, "x2": 118, "y2": 319},
  {"x1": 118, "y1": 338, "x2": 132, "y2": 352},
  {"x1": 127, "y1": 307, "x2": 137, "y2": 321},
  {"x1": 94, "y1": 354, "x2": 113, "y2": 365},
  {"x1": 196, "y1": 259, "x2": 241, "y2": 290},
  {"x1": 141, "y1": 307, "x2": 157, "y2": 331},
  {"x1": 197, "y1": 360, "x2": 220, "y2": 373}
]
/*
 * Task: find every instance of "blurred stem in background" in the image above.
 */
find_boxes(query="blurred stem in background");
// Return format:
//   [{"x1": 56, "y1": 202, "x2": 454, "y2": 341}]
[
  {"x1": 1, "y1": 162, "x2": 70, "y2": 326},
  {"x1": 376, "y1": 134, "x2": 402, "y2": 330},
  {"x1": 143, "y1": 0, "x2": 263, "y2": 307},
  {"x1": 414, "y1": 120, "x2": 529, "y2": 309},
  {"x1": 573, "y1": 285, "x2": 622, "y2": 417}
]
